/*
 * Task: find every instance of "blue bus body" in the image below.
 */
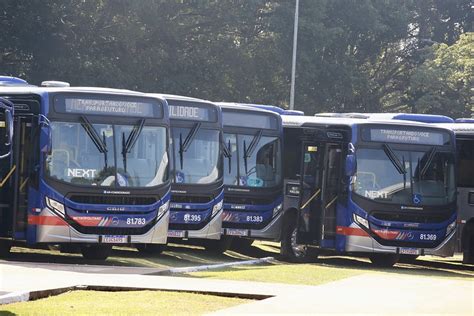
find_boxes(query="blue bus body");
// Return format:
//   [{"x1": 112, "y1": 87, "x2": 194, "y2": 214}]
[
  {"x1": 150, "y1": 94, "x2": 224, "y2": 240},
  {"x1": 280, "y1": 115, "x2": 457, "y2": 264},
  {"x1": 217, "y1": 103, "x2": 284, "y2": 241},
  {"x1": 0, "y1": 81, "x2": 171, "y2": 258}
]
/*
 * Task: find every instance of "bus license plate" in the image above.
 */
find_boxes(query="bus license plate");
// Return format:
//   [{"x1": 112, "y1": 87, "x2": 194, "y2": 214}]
[
  {"x1": 168, "y1": 230, "x2": 186, "y2": 238},
  {"x1": 102, "y1": 235, "x2": 127, "y2": 243},
  {"x1": 400, "y1": 248, "x2": 420, "y2": 255},
  {"x1": 226, "y1": 229, "x2": 248, "y2": 236}
]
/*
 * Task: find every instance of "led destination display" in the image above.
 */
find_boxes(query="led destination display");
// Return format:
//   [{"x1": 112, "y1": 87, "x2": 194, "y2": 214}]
[
  {"x1": 169, "y1": 104, "x2": 216, "y2": 121},
  {"x1": 54, "y1": 94, "x2": 161, "y2": 118},
  {"x1": 363, "y1": 127, "x2": 449, "y2": 145}
]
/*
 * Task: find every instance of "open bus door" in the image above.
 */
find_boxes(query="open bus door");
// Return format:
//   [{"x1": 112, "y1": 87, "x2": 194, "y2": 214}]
[
  {"x1": 281, "y1": 127, "x2": 346, "y2": 262},
  {"x1": 0, "y1": 98, "x2": 14, "y2": 252},
  {"x1": 297, "y1": 142, "x2": 343, "y2": 246}
]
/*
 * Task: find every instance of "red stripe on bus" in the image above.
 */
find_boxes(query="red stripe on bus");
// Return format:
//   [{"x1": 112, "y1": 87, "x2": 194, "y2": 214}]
[
  {"x1": 28, "y1": 215, "x2": 68, "y2": 226},
  {"x1": 336, "y1": 226, "x2": 369, "y2": 237}
]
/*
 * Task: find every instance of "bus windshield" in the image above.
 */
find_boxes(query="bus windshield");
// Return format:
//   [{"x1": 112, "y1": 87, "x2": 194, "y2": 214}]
[
  {"x1": 353, "y1": 147, "x2": 456, "y2": 206},
  {"x1": 224, "y1": 133, "x2": 281, "y2": 188},
  {"x1": 46, "y1": 121, "x2": 168, "y2": 187},
  {"x1": 171, "y1": 127, "x2": 221, "y2": 184}
]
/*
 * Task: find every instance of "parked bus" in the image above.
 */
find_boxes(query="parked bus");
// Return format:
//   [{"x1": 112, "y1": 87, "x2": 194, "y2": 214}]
[
  {"x1": 149, "y1": 94, "x2": 225, "y2": 250},
  {"x1": 217, "y1": 103, "x2": 284, "y2": 249},
  {"x1": 0, "y1": 79, "x2": 171, "y2": 260},
  {"x1": 279, "y1": 114, "x2": 457, "y2": 266}
]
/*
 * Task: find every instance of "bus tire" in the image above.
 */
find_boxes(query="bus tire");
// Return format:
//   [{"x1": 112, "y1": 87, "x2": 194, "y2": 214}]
[
  {"x1": 81, "y1": 245, "x2": 112, "y2": 260},
  {"x1": 231, "y1": 238, "x2": 254, "y2": 251},
  {"x1": 136, "y1": 244, "x2": 166, "y2": 255},
  {"x1": 280, "y1": 216, "x2": 315, "y2": 263},
  {"x1": 204, "y1": 236, "x2": 233, "y2": 254},
  {"x1": 369, "y1": 253, "x2": 399, "y2": 267},
  {"x1": 399, "y1": 255, "x2": 419, "y2": 263},
  {"x1": 462, "y1": 227, "x2": 474, "y2": 264},
  {"x1": 0, "y1": 242, "x2": 11, "y2": 258}
]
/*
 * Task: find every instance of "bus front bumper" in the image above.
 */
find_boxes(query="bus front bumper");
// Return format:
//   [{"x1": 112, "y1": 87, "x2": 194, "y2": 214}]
[
  {"x1": 31, "y1": 208, "x2": 169, "y2": 245},
  {"x1": 222, "y1": 211, "x2": 284, "y2": 241},
  {"x1": 344, "y1": 225, "x2": 456, "y2": 257},
  {"x1": 167, "y1": 210, "x2": 223, "y2": 240}
]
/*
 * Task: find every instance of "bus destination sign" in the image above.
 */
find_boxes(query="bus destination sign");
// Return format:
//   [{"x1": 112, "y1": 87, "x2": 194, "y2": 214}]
[
  {"x1": 169, "y1": 104, "x2": 213, "y2": 121},
  {"x1": 368, "y1": 128, "x2": 447, "y2": 145},
  {"x1": 64, "y1": 98, "x2": 156, "y2": 117}
]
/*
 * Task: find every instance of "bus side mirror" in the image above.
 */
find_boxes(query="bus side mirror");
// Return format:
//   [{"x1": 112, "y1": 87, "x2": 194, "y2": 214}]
[{"x1": 345, "y1": 154, "x2": 356, "y2": 177}]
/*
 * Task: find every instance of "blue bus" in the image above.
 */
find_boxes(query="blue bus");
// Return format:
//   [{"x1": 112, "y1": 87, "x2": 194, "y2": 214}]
[
  {"x1": 435, "y1": 121, "x2": 474, "y2": 264},
  {"x1": 217, "y1": 103, "x2": 284, "y2": 249},
  {"x1": 150, "y1": 94, "x2": 225, "y2": 249},
  {"x1": 0, "y1": 79, "x2": 171, "y2": 260},
  {"x1": 280, "y1": 115, "x2": 457, "y2": 266}
]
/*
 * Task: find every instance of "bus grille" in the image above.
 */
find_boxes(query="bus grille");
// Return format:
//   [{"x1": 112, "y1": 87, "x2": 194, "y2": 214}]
[
  {"x1": 68, "y1": 195, "x2": 157, "y2": 206},
  {"x1": 171, "y1": 195, "x2": 212, "y2": 204},
  {"x1": 371, "y1": 212, "x2": 451, "y2": 224}
]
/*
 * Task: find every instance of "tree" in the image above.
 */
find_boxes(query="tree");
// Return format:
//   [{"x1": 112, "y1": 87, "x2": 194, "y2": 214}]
[{"x1": 407, "y1": 32, "x2": 473, "y2": 117}]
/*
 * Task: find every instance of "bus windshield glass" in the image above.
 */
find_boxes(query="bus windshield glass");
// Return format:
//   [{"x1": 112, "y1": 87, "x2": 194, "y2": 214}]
[
  {"x1": 46, "y1": 121, "x2": 168, "y2": 187},
  {"x1": 353, "y1": 147, "x2": 456, "y2": 206},
  {"x1": 224, "y1": 133, "x2": 281, "y2": 188},
  {"x1": 171, "y1": 127, "x2": 221, "y2": 184}
]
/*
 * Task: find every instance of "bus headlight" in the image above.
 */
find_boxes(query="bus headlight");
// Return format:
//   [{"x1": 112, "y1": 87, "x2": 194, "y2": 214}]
[
  {"x1": 445, "y1": 220, "x2": 456, "y2": 237},
  {"x1": 158, "y1": 200, "x2": 169, "y2": 218},
  {"x1": 212, "y1": 200, "x2": 223, "y2": 217},
  {"x1": 353, "y1": 214, "x2": 369, "y2": 229},
  {"x1": 273, "y1": 203, "x2": 283, "y2": 217},
  {"x1": 45, "y1": 197, "x2": 65, "y2": 217}
]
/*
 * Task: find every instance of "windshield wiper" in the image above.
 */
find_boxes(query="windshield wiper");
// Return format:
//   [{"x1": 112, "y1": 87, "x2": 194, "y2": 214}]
[
  {"x1": 80, "y1": 116, "x2": 108, "y2": 168},
  {"x1": 243, "y1": 130, "x2": 263, "y2": 174},
  {"x1": 122, "y1": 119, "x2": 145, "y2": 172},
  {"x1": 221, "y1": 137, "x2": 232, "y2": 174},
  {"x1": 420, "y1": 147, "x2": 437, "y2": 177},
  {"x1": 382, "y1": 144, "x2": 406, "y2": 175},
  {"x1": 179, "y1": 122, "x2": 201, "y2": 169}
]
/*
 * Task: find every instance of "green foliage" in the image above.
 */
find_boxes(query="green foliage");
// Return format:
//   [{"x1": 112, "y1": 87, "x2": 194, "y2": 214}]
[
  {"x1": 0, "y1": 0, "x2": 470, "y2": 117},
  {"x1": 408, "y1": 33, "x2": 473, "y2": 117}
]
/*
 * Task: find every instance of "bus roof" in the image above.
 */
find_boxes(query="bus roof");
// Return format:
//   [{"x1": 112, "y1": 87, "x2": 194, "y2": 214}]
[
  {"x1": 455, "y1": 118, "x2": 474, "y2": 123},
  {"x1": 149, "y1": 93, "x2": 215, "y2": 106},
  {"x1": 0, "y1": 85, "x2": 148, "y2": 97},
  {"x1": 315, "y1": 112, "x2": 455, "y2": 123},
  {"x1": 283, "y1": 114, "x2": 448, "y2": 130},
  {"x1": 435, "y1": 123, "x2": 474, "y2": 135}
]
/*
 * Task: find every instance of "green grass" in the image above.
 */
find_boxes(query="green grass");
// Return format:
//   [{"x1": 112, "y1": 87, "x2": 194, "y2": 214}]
[
  {"x1": 0, "y1": 290, "x2": 249, "y2": 316},
  {"x1": 189, "y1": 262, "x2": 362, "y2": 285}
]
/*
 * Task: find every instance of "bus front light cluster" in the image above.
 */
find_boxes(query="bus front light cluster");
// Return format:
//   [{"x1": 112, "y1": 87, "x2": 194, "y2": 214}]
[
  {"x1": 273, "y1": 203, "x2": 283, "y2": 217},
  {"x1": 212, "y1": 200, "x2": 223, "y2": 217},
  {"x1": 158, "y1": 200, "x2": 169, "y2": 218},
  {"x1": 353, "y1": 214, "x2": 369, "y2": 229},
  {"x1": 445, "y1": 220, "x2": 456, "y2": 237},
  {"x1": 45, "y1": 197, "x2": 65, "y2": 217}
]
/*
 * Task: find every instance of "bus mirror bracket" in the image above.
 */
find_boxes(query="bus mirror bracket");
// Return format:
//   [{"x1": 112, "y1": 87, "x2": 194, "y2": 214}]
[
  {"x1": 345, "y1": 154, "x2": 356, "y2": 177},
  {"x1": 38, "y1": 115, "x2": 52, "y2": 154}
]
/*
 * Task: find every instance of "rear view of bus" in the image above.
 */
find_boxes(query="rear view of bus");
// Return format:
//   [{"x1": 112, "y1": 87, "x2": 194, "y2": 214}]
[
  {"x1": 218, "y1": 104, "x2": 283, "y2": 248},
  {"x1": 0, "y1": 80, "x2": 171, "y2": 260},
  {"x1": 151, "y1": 95, "x2": 224, "y2": 246},
  {"x1": 442, "y1": 120, "x2": 474, "y2": 264}
]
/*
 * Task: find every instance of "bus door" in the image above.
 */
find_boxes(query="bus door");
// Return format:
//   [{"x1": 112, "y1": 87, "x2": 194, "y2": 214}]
[
  {"x1": 297, "y1": 142, "x2": 343, "y2": 246},
  {"x1": 11, "y1": 114, "x2": 35, "y2": 237},
  {"x1": 0, "y1": 98, "x2": 14, "y2": 237}
]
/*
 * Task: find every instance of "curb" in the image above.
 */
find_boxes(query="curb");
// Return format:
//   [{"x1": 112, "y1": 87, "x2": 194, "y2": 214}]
[
  {"x1": 0, "y1": 257, "x2": 276, "y2": 305},
  {"x1": 159, "y1": 256, "x2": 276, "y2": 275}
]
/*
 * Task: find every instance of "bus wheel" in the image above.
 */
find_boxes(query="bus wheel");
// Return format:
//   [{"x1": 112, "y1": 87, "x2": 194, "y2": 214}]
[
  {"x1": 399, "y1": 255, "x2": 419, "y2": 264},
  {"x1": 81, "y1": 245, "x2": 112, "y2": 260},
  {"x1": 280, "y1": 217, "x2": 314, "y2": 263},
  {"x1": 204, "y1": 236, "x2": 233, "y2": 254},
  {"x1": 462, "y1": 230, "x2": 474, "y2": 264},
  {"x1": 136, "y1": 244, "x2": 166, "y2": 255},
  {"x1": 369, "y1": 253, "x2": 399, "y2": 267},
  {"x1": 0, "y1": 242, "x2": 11, "y2": 258},
  {"x1": 231, "y1": 238, "x2": 254, "y2": 251}
]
